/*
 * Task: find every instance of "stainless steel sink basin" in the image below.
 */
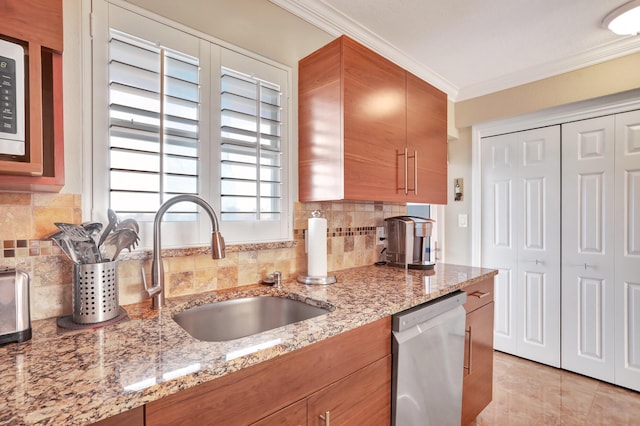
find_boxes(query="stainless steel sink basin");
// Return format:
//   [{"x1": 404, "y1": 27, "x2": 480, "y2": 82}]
[{"x1": 173, "y1": 296, "x2": 331, "y2": 341}]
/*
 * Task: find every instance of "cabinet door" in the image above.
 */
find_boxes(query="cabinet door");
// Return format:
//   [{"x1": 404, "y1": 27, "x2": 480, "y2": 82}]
[
  {"x1": 561, "y1": 116, "x2": 616, "y2": 382},
  {"x1": 342, "y1": 38, "x2": 406, "y2": 202},
  {"x1": 614, "y1": 110, "x2": 640, "y2": 392},
  {"x1": 462, "y1": 302, "x2": 494, "y2": 426},
  {"x1": 252, "y1": 399, "x2": 307, "y2": 426},
  {"x1": 406, "y1": 73, "x2": 447, "y2": 204},
  {"x1": 307, "y1": 355, "x2": 391, "y2": 426}
]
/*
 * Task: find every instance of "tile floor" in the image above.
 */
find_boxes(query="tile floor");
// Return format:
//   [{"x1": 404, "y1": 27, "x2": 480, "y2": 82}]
[{"x1": 475, "y1": 351, "x2": 640, "y2": 425}]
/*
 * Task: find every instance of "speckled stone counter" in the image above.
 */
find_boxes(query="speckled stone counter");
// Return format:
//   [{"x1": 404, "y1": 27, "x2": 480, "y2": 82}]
[{"x1": 0, "y1": 263, "x2": 497, "y2": 425}]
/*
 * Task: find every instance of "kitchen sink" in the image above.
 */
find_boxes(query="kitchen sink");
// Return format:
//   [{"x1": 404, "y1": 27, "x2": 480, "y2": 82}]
[{"x1": 173, "y1": 296, "x2": 331, "y2": 342}]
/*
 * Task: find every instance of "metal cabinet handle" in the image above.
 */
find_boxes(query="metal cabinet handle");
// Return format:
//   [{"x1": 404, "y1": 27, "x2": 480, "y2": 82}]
[
  {"x1": 535, "y1": 259, "x2": 543, "y2": 265},
  {"x1": 470, "y1": 291, "x2": 490, "y2": 299},
  {"x1": 404, "y1": 147, "x2": 409, "y2": 195},
  {"x1": 319, "y1": 410, "x2": 331, "y2": 425},
  {"x1": 397, "y1": 149, "x2": 408, "y2": 194},
  {"x1": 406, "y1": 150, "x2": 418, "y2": 195},
  {"x1": 463, "y1": 326, "x2": 472, "y2": 374}
]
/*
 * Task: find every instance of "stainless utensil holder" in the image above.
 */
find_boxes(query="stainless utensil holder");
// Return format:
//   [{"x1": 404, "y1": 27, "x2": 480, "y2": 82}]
[{"x1": 72, "y1": 261, "x2": 119, "y2": 324}]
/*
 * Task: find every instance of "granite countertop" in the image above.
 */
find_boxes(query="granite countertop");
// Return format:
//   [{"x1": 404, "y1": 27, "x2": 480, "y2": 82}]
[{"x1": 0, "y1": 263, "x2": 497, "y2": 425}]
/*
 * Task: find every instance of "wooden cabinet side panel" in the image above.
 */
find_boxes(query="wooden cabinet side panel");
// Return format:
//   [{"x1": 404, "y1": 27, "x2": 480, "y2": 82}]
[
  {"x1": 307, "y1": 355, "x2": 391, "y2": 426},
  {"x1": 0, "y1": 0, "x2": 63, "y2": 52},
  {"x1": 462, "y1": 302, "x2": 494, "y2": 425},
  {"x1": 146, "y1": 317, "x2": 391, "y2": 426},
  {"x1": 298, "y1": 37, "x2": 343, "y2": 202},
  {"x1": 342, "y1": 37, "x2": 407, "y2": 203},
  {"x1": 406, "y1": 72, "x2": 447, "y2": 204}
]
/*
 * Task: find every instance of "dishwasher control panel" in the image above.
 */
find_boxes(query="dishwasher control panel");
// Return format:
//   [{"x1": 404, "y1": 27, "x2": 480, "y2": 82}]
[{"x1": 392, "y1": 290, "x2": 466, "y2": 332}]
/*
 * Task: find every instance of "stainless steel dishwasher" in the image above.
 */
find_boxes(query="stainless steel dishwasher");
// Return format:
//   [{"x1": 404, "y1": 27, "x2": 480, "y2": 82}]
[{"x1": 392, "y1": 290, "x2": 467, "y2": 426}]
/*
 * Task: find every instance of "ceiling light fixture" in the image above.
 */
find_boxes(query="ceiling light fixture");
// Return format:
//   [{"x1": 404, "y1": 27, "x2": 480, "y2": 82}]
[{"x1": 603, "y1": 0, "x2": 640, "y2": 35}]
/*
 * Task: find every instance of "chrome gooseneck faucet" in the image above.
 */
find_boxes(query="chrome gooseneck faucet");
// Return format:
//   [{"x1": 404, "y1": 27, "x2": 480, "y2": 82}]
[{"x1": 144, "y1": 195, "x2": 225, "y2": 309}]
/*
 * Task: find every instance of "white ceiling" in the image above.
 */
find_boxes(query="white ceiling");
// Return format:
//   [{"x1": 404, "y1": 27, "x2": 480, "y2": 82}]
[{"x1": 271, "y1": 0, "x2": 640, "y2": 101}]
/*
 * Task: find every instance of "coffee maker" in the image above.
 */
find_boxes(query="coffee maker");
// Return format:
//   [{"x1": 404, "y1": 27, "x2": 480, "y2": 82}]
[{"x1": 384, "y1": 216, "x2": 435, "y2": 269}]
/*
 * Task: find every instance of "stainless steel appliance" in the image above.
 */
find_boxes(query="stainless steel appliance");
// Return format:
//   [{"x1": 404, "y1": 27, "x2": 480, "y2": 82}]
[
  {"x1": 392, "y1": 290, "x2": 467, "y2": 426},
  {"x1": 384, "y1": 216, "x2": 435, "y2": 269},
  {"x1": 0, "y1": 268, "x2": 31, "y2": 345}
]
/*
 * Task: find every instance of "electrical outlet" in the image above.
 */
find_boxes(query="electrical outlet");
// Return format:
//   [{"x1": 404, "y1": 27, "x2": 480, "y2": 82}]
[{"x1": 376, "y1": 226, "x2": 385, "y2": 245}]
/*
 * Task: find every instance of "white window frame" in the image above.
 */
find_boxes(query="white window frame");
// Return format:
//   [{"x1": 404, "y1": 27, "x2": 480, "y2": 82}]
[{"x1": 85, "y1": 0, "x2": 293, "y2": 248}]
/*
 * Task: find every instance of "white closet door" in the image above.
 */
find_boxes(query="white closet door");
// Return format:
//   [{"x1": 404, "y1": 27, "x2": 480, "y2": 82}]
[
  {"x1": 482, "y1": 126, "x2": 560, "y2": 366},
  {"x1": 482, "y1": 134, "x2": 518, "y2": 354},
  {"x1": 517, "y1": 127, "x2": 561, "y2": 366},
  {"x1": 614, "y1": 110, "x2": 640, "y2": 391},
  {"x1": 561, "y1": 116, "x2": 616, "y2": 382}
]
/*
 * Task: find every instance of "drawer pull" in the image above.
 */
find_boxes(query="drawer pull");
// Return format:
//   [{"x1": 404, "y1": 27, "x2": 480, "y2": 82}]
[
  {"x1": 319, "y1": 410, "x2": 331, "y2": 425},
  {"x1": 464, "y1": 326, "x2": 473, "y2": 374},
  {"x1": 470, "y1": 291, "x2": 490, "y2": 299}
]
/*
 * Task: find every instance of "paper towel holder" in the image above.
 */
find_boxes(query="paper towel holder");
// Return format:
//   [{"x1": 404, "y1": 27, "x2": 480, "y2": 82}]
[{"x1": 297, "y1": 210, "x2": 337, "y2": 285}]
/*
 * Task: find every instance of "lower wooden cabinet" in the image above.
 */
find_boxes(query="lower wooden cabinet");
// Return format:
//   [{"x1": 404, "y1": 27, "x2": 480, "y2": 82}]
[
  {"x1": 252, "y1": 399, "x2": 307, "y2": 426},
  {"x1": 461, "y1": 278, "x2": 495, "y2": 426},
  {"x1": 254, "y1": 355, "x2": 391, "y2": 426},
  {"x1": 144, "y1": 317, "x2": 391, "y2": 426},
  {"x1": 307, "y1": 355, "x2": 391, "y2": 426}
]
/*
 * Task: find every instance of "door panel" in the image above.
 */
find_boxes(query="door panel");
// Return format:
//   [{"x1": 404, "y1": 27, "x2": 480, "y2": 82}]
[
  {"x1": 523, "y1": 271, "x2": 544, "y2": 345},
  {"x1": 493, "y1": 268, "x2": 513, "y2": 346},
  {"x1": 482, "y1": 126, "x2": 560, "y2": 366},
  {"x1": 579, "y1": 173, "x2": 604, "y2": 254},
  {"x1": 614, "y1": 109, "x2": 640, "y2": 391},
  {"x1": 562, "y1": 116, "x2": 615, "y2": 382}
]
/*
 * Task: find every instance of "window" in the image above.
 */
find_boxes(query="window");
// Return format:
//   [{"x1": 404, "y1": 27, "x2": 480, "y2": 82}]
[
  {"x1": 220, "y1": 68, "x2": 282, "y2": 222},
  {"x1": 108, "y1": 30, "x2": 200, "y2": 221},
  {"x1": 89, "y1": 1, "x2": 291, "y2": 246}
]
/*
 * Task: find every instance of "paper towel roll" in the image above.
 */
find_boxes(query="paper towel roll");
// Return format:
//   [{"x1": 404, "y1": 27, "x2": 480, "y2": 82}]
[{"x1": 307, "y1": 215, "x2": 328, "y2": 277}]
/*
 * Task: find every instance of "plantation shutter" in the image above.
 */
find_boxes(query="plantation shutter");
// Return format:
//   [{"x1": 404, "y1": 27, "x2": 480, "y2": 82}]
[
  {"x1": 220, "y1": 68, "x2": 282, "y2": 221},
  {"x1": 108, "y1": 29, "x2": 200, "y2": 221}
]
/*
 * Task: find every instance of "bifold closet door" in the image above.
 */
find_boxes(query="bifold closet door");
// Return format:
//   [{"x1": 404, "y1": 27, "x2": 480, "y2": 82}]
[
  {"x1": 481, "y1": 126, "x2": 561, "y2": 367},
  {"x1": 561, "y1": 116, "x2": 616, "y2": 382},
  {"x1": 614, "y1": 110, "x2": 640, "y2": 392}
]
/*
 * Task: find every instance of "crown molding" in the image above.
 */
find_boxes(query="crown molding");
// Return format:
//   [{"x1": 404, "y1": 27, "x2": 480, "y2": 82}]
[
  {"x1": 270, "y1": 0, "x2": 460, "y2": 99},
  {"x1": 456, "y1": 36, "x2": 640, "y2": 101},
  {"x1": 271, "y1": 0, "x2": 640, "y2": 102}
]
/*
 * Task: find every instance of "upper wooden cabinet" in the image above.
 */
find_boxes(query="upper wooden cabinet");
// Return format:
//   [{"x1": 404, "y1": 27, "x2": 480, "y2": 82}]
[
  {"x1": 299, "y1": 35, "x2": 447, "y2": 204},
  {"x1": 0, "y1": 0, "x2": 64, "y2": 192}
]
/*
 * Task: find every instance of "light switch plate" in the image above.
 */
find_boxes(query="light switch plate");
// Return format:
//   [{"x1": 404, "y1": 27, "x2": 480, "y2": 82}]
[{"x1": 458, "y1": 214, "x2": 468, "y2": 228}]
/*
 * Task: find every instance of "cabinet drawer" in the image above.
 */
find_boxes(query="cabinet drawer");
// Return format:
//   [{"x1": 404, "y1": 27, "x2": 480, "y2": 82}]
[{"x1": 463, "y1": 278, "x2": 493, "y2": 313}]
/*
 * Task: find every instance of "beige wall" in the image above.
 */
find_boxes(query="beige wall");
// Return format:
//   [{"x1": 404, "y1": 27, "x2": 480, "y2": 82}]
[
  {"x1": 445, "y1": 51, "x2": 640, "y2": 264},
  {"x1": 456, "y1": 52, "x2": 640, "y2": 129}
]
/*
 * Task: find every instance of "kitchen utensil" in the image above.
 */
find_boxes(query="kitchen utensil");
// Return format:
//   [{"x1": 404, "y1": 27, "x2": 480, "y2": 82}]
[
  {"x1": 114, "y1": 218, "x2": 139, "y2": 233},
  {"x1": 54, "y1": 222, "x2": 92, "y2": 242},
  {"x1": 105, "y1": 228, "x2": 140, "y2": 261},
  {"x1": 54, "y1": 223, "x2": 100, "y2": 263},
  {"x1": 50, "y1": 231, "x2": 80, "y2": 263},
  {"x1": 97, "y1": 209, "x2": 118, "y2": 249},
  {"x1": 81, "y1": 222, "x2": 103, "y2": 245}
]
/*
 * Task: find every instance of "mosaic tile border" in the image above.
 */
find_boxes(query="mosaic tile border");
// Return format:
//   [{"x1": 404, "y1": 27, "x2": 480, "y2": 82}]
[
  {"x1": 2, "y1": 239, "x2": 56, "y2": 258},
  {"x1": 0, "y1": 226, "x2": 377, "y2": 260}
]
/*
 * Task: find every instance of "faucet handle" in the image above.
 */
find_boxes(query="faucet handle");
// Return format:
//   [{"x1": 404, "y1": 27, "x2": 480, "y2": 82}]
[
  {"x1": 141, "y1": 267, "x2": 161, "y2": 298},
  {"x1": 273, "y1": 271, "x2": 282, "y2": 288}
]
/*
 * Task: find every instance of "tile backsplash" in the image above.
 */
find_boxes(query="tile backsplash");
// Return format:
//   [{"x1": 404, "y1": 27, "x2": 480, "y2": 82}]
[{"x1": 0, "y1": 193, "x2": 406, "y2": 320}]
